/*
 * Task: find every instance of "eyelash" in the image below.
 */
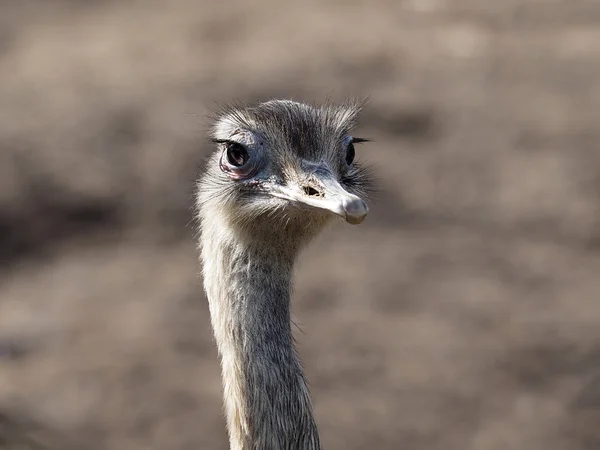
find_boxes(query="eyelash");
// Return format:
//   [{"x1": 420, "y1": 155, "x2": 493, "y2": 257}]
[{"x1": 211, "y1": 138, "x2": 236, "y2": 145}]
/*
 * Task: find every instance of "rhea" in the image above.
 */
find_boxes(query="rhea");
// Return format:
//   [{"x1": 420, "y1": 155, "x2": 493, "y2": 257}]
[{"x1": 196, "y1": 100, "x2": 372, "y2": 450}]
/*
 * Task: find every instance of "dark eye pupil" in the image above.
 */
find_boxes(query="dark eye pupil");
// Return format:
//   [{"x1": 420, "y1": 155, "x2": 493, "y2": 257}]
[
  {"x1": 226, "y1": 143, "x2": 249, "y2": 167},
  {"x1": 346, "y1": 142, "x2": 355, "y2": 165}
]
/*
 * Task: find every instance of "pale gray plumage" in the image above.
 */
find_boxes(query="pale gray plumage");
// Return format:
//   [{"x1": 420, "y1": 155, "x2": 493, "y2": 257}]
[{"x1": 196, "y1": 99, "x2": 373, "y2": 450}]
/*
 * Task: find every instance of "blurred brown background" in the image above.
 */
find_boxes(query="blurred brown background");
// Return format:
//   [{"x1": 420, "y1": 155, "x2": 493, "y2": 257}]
[{"x1": 0, "y1": 1, "x2": 599, "y2": 449}]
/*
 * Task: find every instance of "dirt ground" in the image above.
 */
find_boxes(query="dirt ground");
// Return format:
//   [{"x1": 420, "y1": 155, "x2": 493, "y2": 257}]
[{"x1": 0, "y1": 1, "x2": 599, "y2": 449}]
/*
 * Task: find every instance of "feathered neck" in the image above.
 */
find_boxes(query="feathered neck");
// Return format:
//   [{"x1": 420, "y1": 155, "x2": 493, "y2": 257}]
[{"x1": 200, "y1": 215, "x2": 321, "y2": 450}]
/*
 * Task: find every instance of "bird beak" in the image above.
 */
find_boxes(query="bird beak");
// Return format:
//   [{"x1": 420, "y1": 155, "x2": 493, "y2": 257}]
[{"x1": 269, "y1": 165, "x2": 369, "y2": 225}]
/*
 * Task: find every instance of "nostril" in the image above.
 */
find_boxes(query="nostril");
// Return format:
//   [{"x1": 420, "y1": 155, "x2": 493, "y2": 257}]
[{"x1": 303, "y1": 186, "x2": 322, "y2": 197}]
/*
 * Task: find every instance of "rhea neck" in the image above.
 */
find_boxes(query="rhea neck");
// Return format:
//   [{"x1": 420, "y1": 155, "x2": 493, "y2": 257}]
[{"x1": 200, "y1": 211, "x2": 322, "y2": 450}]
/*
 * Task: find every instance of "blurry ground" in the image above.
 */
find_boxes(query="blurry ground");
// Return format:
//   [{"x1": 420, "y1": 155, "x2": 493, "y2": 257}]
[{"x1": 1, "y1": 1, "x2": 599, "y2": 449}]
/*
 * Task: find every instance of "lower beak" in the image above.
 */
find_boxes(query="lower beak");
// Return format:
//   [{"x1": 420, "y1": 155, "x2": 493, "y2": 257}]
[{"x1": 270, "y1": 174, "x2": 369, "y2": 225}]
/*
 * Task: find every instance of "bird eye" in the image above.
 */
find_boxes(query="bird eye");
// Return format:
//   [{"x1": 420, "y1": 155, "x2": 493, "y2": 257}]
[
  {"x1": 215, "y1": 140, "x2": 258, "y2": 180},
  {"x1": 345, "y1": 137, "x2": 368, "y2": 166},
  {"x1": 345, "y1": 142, "x2": 355, "y2": 165},
  {"x1": 225, "y1": 142, "x2": 249, "y2": 167}
]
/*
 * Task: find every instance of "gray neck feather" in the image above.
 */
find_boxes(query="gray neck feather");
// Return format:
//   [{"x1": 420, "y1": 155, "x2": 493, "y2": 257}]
[{"x1": 201, "y1": 217, "x2": 321, "y2": 450}]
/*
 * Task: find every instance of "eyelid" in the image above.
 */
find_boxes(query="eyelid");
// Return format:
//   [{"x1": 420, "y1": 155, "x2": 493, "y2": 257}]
[
  {"x1": 211, "y1": 138, "x2": 242, "y2": 145},
  {"x1": 350, "y1": 137, "x2": 370, "y2": 144}
]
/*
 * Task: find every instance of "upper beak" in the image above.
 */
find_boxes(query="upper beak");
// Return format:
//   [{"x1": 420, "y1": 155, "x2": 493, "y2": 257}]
[{"x1": 269, "y1": 164, "x2": 369, "y2": 225}]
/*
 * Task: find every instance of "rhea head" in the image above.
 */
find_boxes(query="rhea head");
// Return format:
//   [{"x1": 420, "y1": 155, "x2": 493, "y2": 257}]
[{"x1": 197, "y1": 100, "x2": 373, "y2": 247}]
